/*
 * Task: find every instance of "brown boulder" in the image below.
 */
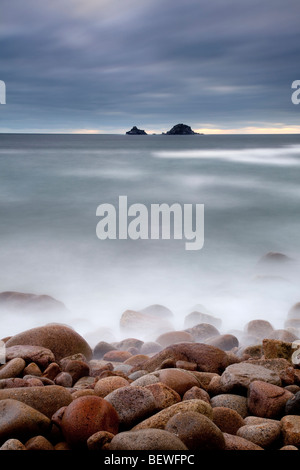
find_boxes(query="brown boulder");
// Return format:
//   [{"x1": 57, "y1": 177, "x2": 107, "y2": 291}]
[
  {"x1": 104, "y1": 386, "x2": 156, "y2": 428},
  {"x1": 109, "y1": 429, "x2": 187, "y2": 450},
  {"x1": 219, "y1": 362, "x2": 281, "y2": 392},
  {"x1": 144, "y1": 383, "x2": 181, "y2": 410},
  {"x1": 5, "y1": 324, "x2": 92, "y2": 361},
  {"x1": 60, "y1": 396, "x2": 119, "y2": 448},
  {"x1": 94, "y1": 376, "x2": 130, "y2": 398},
  {"x1": 212, "y1": 407, "x2": 245, "y2": 435},
  {"x1": 223, "y1": 432, "x2": 264, "y2": 450},
  {"x1": 165, "y1": 411, "x2": 225, "y2": 450},
  {"x1": 211, "y1": 394, "x2": 248, "y2": 418},
  {"x1": 102, "y1": 350, "x2": 132, "y2": 362},
  {"x1": 248, "y1": 380, "x2": 293, "y2": 418},
  {"x1": 134, "y1": 343, "x2": 228, "y2": 374},
  {"x1": 5, "y1": 345, "x2": 55, "y2": 369},
  {"x1": 0, "y1": 358, "x2": 26, "y2": 379},
  {"x1": 0, "y1": 398, "x2": 50, "y2": 443},
  {"x1": 132, "y1": 399, "x2": 212, "y2": 431},
  {"x1": 182, "y1": 386, "x2": 210, "y2": 404},
  {"x1": 0, "y1": 385, "x2": 72, "y2": 418},
  {"x1": 236, "y1": 422, "x2": 281, "y2": 448},
  {"x1": 205, "y1": 334, "x2": 239, "y2": 351},
  {"x1": 185, "y1": 323, "x2": 220, "y2": 342}
]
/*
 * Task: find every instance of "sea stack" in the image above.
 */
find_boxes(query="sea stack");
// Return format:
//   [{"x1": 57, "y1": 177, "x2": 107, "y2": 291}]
[
  {"x1": 165, "y1": 123, "x2": 200, "y2": 135},
  {"x1": 126, "y1": 126, "x2": 147, "y2": 135}
]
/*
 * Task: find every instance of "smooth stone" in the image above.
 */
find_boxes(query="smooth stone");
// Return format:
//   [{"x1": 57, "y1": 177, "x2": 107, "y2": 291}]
[
  {"x1": 87, "y1": 430, "x2": 114, "y2": 450},
  {"x1": 109, "y1": 429, "x2": 187, "y2": 450},
  {"x1": 223, "y1": 432, "x2": 264, "y2": 450},
  {"x1": 42, "y1": 362, "x2": 61, "y2": 381},
  {"x1": 5, "y1": 345, "x2": 55, "y2": 369},
  {"x1": 61, "y1": 396, "x2": 119, "y2": 448},
  {"x1": 237, "y1": 422, "x2": 281, "y2": 448},
  {"x1": 5, "y1": 324, "x2": 92, "y2": 361},
  {"x1": 93, "y1": 341, "x2": 115, "y2": 359},
  {"x1": 94, "y1": 376, "x2": 130, "y2": 398},
  {"x1": 244, "y1": 320, "x2": 274, "y2": 339},
  {"x1": 185, "y1": 323, "x2": 220, "y2": 342},
  {"x1": 219, "y1": 362, "x2": 281, "y2": 392},
  {"x1": 113, "y1": 338, "x2": 144, "y2": 351},
  {"x1": 25, "y1": 435, "x2": 55, "y2": 450},
  {"x1": 182, "y1": 386, "x2": 210, "y2": 404},
  {"x1": 155, "y1": 331, "x2": 194, "y2": 348},
  {"x1": 136, "y1": 343, "x2": 228, "y2": 374},
  {"x1": 0, "y1": 398, "x2": 50, "y2": 442},
  {"x1": 144, "y1": 383, "x2": 181, "y2": 410},
  {"x1": 132, "y1": 399, "x2": 212, "y2": 431},
  {"x1": 205, "y1": 334, "x2": 239, "y2": 351},
  {"x1": 212, "y1": 407, "x2": 245, "y2": 435},
  {"x1": 0, "y1": 385, "x2": 72, "y2": 418},
  {"x1": 23, "y1": 362, "x2": 42, "y2": 377},
  {"x1": 248, "y1": 380, "x2": 293, "y2": 418},
  {"x1": 54, "y1": 372, "x2": 73, "y2": 388},
  {"x1": 165, "y1": 411, "x2": 225, "y2": 450},
  {"x1": 103, "y1": 350, "x2": 132, "y2": 362},
  {"x1": 0, "y1": 438, "x2": 26, "y2": 450},
  {"x1": 0, "y1": 358, "x2": 26, "y2": 379},
  {"x1": 281, "y1": 415, "x2": 300, "y2": 446},
  {"x1": 211, "y1": 394, "x2": 249, "y2": 418},
  {"x1": 104, "y1": 386, "x2": 156, "y2": 428}
]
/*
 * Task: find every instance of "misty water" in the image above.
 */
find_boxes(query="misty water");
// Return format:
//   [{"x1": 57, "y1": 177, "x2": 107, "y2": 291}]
[{"x1": 1, "y1": 133, "x2": 300, "y2": 346}]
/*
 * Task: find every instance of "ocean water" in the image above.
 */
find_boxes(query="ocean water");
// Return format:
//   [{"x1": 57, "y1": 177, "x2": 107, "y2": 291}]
[{"x1": 1, "y1": 133, "x2": 300, "y2": 344}]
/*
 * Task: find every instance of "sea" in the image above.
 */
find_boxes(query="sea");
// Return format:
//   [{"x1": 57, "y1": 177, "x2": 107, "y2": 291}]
[{"x1": 1, "y1": 133, "x2": 300, "y2": 345}]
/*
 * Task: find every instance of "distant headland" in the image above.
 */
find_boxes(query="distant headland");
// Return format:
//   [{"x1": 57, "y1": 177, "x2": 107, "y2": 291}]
[{"x1": 126, "y1": 123, "x2": 203, "y2": 135}]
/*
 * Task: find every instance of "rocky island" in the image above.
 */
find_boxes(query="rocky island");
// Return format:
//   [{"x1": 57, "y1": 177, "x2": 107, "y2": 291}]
[
  {"x1": 164, "y1": 123, "x2": 201, "y2": 135},
  {"x1": 126, "y1": 126, "x2": 147, "y2": 135}
]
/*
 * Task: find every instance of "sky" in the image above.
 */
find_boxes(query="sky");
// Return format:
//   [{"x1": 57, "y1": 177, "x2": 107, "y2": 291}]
[{"x1": 1, "y1": 0, "x2": 300, "y2": 134}]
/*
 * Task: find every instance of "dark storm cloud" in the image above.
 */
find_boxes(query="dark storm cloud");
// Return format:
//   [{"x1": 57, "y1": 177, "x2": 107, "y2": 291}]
[{"x1": 1, "y1": 0, "x2": 300, "y2": 131}]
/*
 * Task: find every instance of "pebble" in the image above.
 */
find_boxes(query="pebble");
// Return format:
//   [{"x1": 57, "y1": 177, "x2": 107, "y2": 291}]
[
  {"x1": 0, "y1": 398, "x2": 51, "y2": 442},
  {"x1": 102, "y1": 350, "x2": 132, "y2": 362},
  {"x1": 182, "y1": 386, "x2": 210, "y2": 404},
  {"x1": 212, "y1": 407, "x2": 245, "y2": 434},
  {"x1": 60, "y1": 395, "x2": 119, "y2": 448},
  {"x1": 87, "y1": 430, "x2": 114, "y2": 450},
  {"x1": 132, "y1": 399, "x2": 212, "y2": 431},
  {"x1": 219, "y1": 362, "x2": 281, "y2": 393},
  {"x1": 0, "y1": 438, "x2": 26, "y2": 450},
  {"x1": 223, "y1": 432, "x2": 264, "y2": 450},
  {"x1": 94, "y1": 376, "x2": 130, "y2": 398},
  {"x1": 281, "y1": 415, "x2": 300, "y2": 446},
  {"x1": 104, "y1": 386, "x2": 157, "y2": 428},
  {"x1": 145, "y1": 382, "x2": 181, "y2": 410},
  {"x1": 210, "y1": 394, "x2": 249, "y2": 418},
  {"x1": 0, "y1": 385, "x2": 73, "y2": 418},
  {"x1": 165, "y1": 411, "x2": 225, "y2": 450},
  {"x1": 109, "y1": 429, "x2": 188, "y2": 450},
  {"x1": 247, "y1": 380, "x2": 293, "y2": 418},
  {"x1": 0, "y1": 358, "x2": 26, "y2": 380},
  {"x1": 236, "y1": 422, "x2": 281, "y2": 448}
]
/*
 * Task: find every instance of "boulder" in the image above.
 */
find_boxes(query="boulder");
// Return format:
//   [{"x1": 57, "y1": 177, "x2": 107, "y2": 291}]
[
  {"x1": 134, "y1": 343, "x2": 228, "y2": 374},
  {"x1": 60, "y1": 396, "x2": 119, "y2": 448},
  {"x1": 165, "y1": 411, "x2": 225, "y2": 450},
  {"x1": 210, "y1": 394, "x2": 248, "y2": 418},
  {"x1": 0, "y1": 358, "x2": 26, "y2": 379},
  {"x1": 5, "y1": 345, "x2": 55, "y2": 369},
  {"x1": 109, "y1": 429, "x2": 187, "y2": 450},
  {"x1": 205, "y1": 334, "x2": 239, "y2": 351},
  {"x1": 0, "y1": 398, "x2": 50, "y2": 443},
  {"x1": 212, "y1": 407, "x2": 245, "y2": 435},
  {"x1": 219, "y1": 362, "x2": 281, "y2": 393},
  {"x1": 247, "y1": 380, "x2": 293, "y2": 418},
  {"x1": 244, "y1": 320, "x2": 274, "y2": 339},
  {"x1": 236, "y1": 422, "x2": 281, "y2": 448},
  {"x1": 281, "y1": 415, "x2": 300, "y2": 446},
  {"x1": 223, "y1": 432, "x2": 264, "y2": 450},
  {"x1": 5, "y1": 324, "x2": 92, "y2": 361},
  {"x1": 144, "y1": 383, "x2": 181, "y2": 410},
  {"x1": 132, "y1": 399, "x2": 212, "y2": 431},
  {"x1": 185, "y1": 323, "x2": 220, "y2": 342},
  {"x1": 94, "y1": 376, "x2": 130, "y2": 398},
  {"x1": 0, "y1": 385, "x2": 72, "y2": 418},
  {"x1": 104, "y1": 386, "x2": 156, "y2": 428},
  {"x1": 165, "y1": 124, "x2": 199, "y2": 135}
]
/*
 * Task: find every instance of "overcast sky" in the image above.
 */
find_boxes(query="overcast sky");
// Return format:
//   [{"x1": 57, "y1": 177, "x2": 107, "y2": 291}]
[{"x1": 1, "y1": 0, "x2": 300, "y2": 133}]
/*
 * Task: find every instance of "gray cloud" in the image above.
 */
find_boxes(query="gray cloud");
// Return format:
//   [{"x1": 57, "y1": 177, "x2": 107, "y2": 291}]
[{"x1": 1, "y1": 0, "x2": 300, "y2": 131}]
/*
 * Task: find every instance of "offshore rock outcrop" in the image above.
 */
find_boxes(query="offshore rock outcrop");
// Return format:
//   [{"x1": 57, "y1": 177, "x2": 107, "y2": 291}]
[{"x1": 126, "y1": 126, "x2": 147, "y2": 135}]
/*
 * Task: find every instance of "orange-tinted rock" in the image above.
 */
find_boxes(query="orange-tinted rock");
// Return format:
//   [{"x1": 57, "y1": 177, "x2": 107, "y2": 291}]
[
  {"x1": 71, "y1": 389, "x2": 95, "y2": 400},
  {"x1": 5, "y1": 324, "x2": 92, "y2": 361},
  {"x1": 0, "y1": 358, "x2": 26, "y2": 380},
  {"x1": 155, "y1": 331, "x2": 194, "y2": 348},
  {"x1": 102, "y1": 350, "x2": 132, "y2": 362},
  {"x1": 145, "y1": 382, "x2": 181, "y2": 410},
  {"x1": 212, "y1": 407, "x2": 245, "y2": 435},
  {"x1": 155, "y1": 369, "x2": 200, "y2": 396},
  {"x1": 25, "y1": 435, "x2": 55, "y2": 450},
  {"x1": 42, "y1": 363, "x2": 61, "y2": 381},
  {"x1": 23, "y1": 363, "x2": 42, "y2": 377},
  {"x1": 94, "y1": 376, "x2": 130, "y2": 398},
  {"x1": 87, "y1": 430, "x2": 115, "y2": 450},
  {"x1": 182, "y1": 386, "x2": 210, "y2": 404},
  {"x1": 248, "y1": 380, "x2": 293, "y2": 418},
  {"x1": 262, "y1": 338, "x2": 293, "y2": 362},
  {"x1": 281, "y1": 415, "x2": 300, "y2": 446},
  {"x1": 61, "y1": 396, "x2": 119, "y2": 448}
]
